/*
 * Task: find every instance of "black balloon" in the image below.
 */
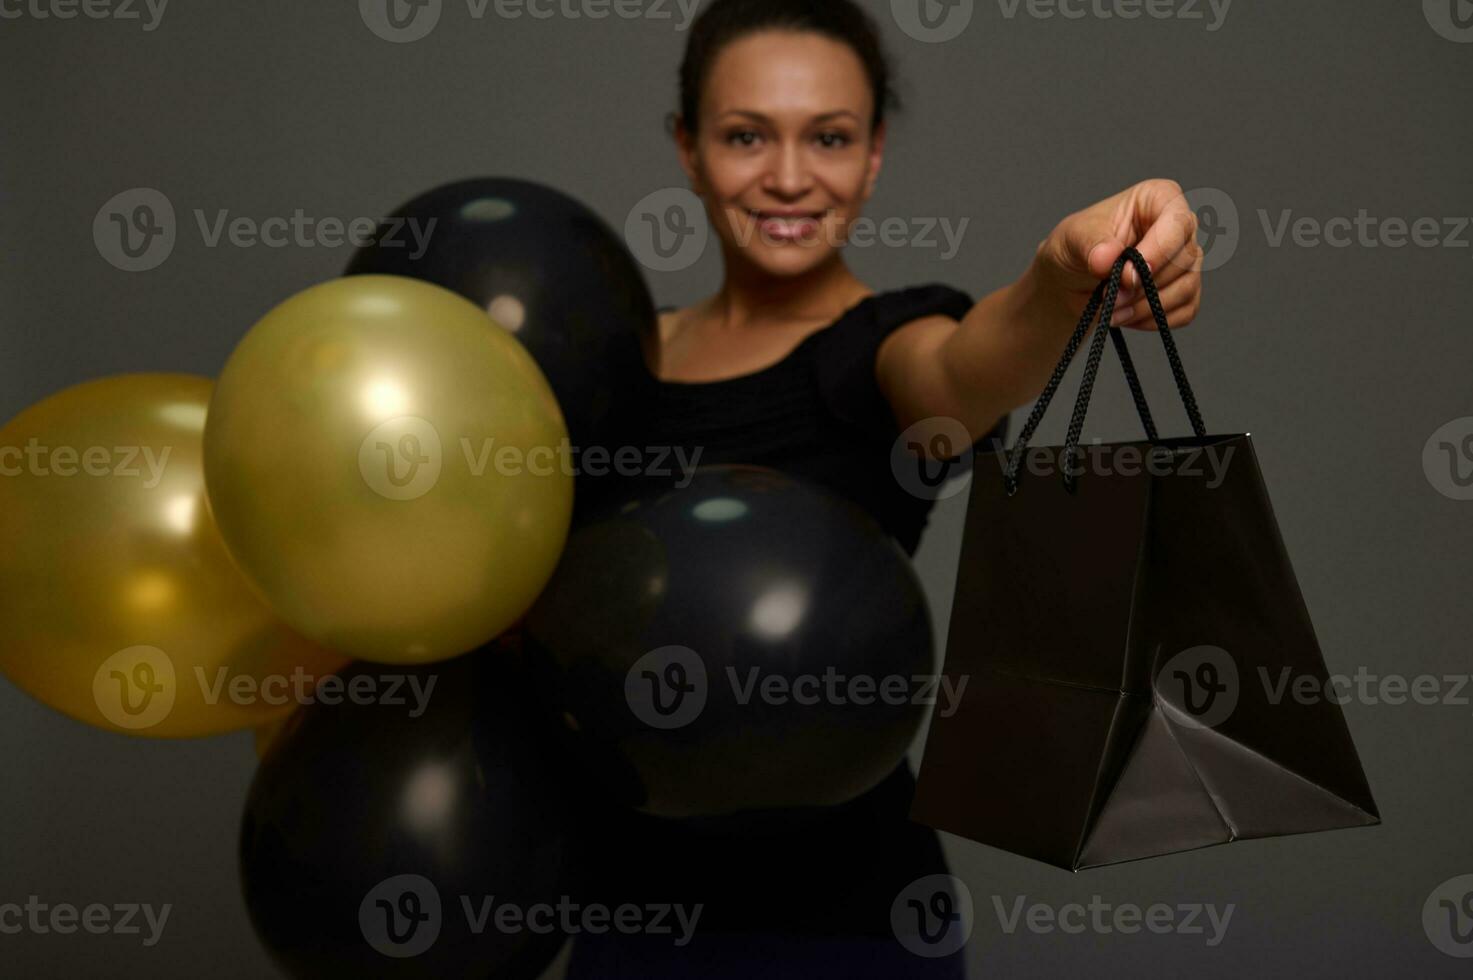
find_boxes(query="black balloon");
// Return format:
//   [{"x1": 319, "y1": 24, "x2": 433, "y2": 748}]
[
  {"x1": 344, "y1": 177, "x2": 656, "y2": 456},
  {"x1": 240, "y1": 650, "x2": 577, "y2": 979},
  {"x1": 524, "y1": 464, "x2": 935, "y2": 820}
]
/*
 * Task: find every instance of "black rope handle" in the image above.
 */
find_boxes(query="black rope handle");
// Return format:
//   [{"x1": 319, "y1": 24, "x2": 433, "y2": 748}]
[
  {"x1": 1003, "y1": 247, "x2": 1205, "y2": 496},
  {"x1": 1002, "y1": 258, "x2": 1143, "y2": 494}
]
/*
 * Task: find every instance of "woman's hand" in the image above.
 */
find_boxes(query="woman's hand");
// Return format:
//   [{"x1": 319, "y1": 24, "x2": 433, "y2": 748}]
[
  {"x1": 879, "y1": 179, "x2": 1206, "y2": 448},
  {"x1": 1032, "y1": 178, "x2": 1203, "y2": 329}
]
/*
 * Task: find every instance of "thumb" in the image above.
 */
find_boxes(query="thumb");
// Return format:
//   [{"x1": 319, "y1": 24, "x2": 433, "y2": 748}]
[
  {"x1": 1052, "y1": 211, "x2": 1131, "y2": 284},
  {"x1": 1083, "y1": 232, "x2": 1131, "y2": 281}
]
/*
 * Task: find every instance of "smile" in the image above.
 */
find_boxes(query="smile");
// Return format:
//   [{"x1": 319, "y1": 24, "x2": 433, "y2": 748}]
[{"x1": 747, "y1": 210, "x2": 827, "y2": 241}]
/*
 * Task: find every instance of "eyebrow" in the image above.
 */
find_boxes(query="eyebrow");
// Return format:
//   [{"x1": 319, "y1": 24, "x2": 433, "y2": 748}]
[{"x1": 714, "y1": 109, "x2": 862, "y2": 125}]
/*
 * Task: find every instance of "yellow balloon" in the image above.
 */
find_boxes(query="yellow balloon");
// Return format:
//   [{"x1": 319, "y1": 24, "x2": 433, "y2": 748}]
[
  {"x1": 0, "y1": 374, "x2": 348, "y2": 738},
  {"x1": 203, "y1": 275, "x2": 573, "y2": 663}
]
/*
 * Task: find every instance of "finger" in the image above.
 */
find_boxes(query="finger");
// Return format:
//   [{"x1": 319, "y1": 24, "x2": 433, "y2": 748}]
[
  {"x1": 1113, "y1": 272, "x2": 1196, "y2": 327},
  {"x1": 1120, "y1": 291, "x2": 1199, "y2": 330},
  {"x1": 1085, "y1": 230, "x2": 1133, "y2": 282},
  {"x1": 1051, "y1": 223, "x2": 1129, "y2": 286},
  {"x1": 1126, "y1": 180, "x2": 1197, "y2": 286},
  {"x1": 1050, "y1": 194, "x2": 1136, "y2": 282},
  {"x1": 1111, "y1": 271, "x2": 1201, "y2": 327},
  {"x1": 1144, "y1": 238, "x2": 1201, "y2": 292}
]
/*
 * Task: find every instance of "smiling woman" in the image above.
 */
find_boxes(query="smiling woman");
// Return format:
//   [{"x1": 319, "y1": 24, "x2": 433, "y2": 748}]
[{"x1": 567, "y1": 0, "x2": 1204, "y2": 975}]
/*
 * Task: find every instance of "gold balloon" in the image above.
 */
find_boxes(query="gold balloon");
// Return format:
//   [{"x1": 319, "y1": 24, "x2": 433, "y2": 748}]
[
  {"x1": 203, "y1": 275, "x2": 573, "y2": 663},
  {"x1": 0, "y1": 374, "x2": 348, "y2": 738}
]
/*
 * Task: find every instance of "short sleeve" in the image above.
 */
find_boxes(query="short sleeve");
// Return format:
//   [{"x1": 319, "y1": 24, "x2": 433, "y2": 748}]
[{"x1": 812, "y1": 284, "x2": 983, "y2": 444}]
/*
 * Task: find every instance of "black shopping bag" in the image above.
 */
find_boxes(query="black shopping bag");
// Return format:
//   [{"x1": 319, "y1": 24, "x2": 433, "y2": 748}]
[{"x1": 910, "y1": 248, "x2": 1379, "y2": 871}]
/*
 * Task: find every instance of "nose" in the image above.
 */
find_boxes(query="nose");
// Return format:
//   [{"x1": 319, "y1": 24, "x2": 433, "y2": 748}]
[{"x1": 762, "y1": 140, "x2": 812, "y2": 199}]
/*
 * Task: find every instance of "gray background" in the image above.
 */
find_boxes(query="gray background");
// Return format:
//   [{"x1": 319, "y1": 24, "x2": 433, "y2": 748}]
[{"x1": 2, "y1": 0, "x2": 1470, "y2": 975}]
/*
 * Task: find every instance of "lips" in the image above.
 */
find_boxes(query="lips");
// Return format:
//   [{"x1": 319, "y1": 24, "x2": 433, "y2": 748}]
[{"x1": 749, "y1": 209, "x2": 825, "y2": 242}]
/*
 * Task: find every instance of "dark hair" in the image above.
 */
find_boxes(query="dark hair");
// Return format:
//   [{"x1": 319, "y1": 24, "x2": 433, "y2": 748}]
[{"x1": 669, "y1": 0, "x2": 899, "y2": 136}]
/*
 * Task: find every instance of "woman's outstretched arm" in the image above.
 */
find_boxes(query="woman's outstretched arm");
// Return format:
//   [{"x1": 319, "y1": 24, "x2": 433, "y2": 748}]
[{"x1": 877, "y1": 178, "x2": 1205, "y2": 449}]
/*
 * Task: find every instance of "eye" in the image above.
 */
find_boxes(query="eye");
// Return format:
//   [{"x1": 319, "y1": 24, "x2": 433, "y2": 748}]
[
  {"x1": 725, "y1": 129, "x2": 761, "y2": 148},
  {"x1": 816, "y1": 131, "x2": 852, "y2": 149}
]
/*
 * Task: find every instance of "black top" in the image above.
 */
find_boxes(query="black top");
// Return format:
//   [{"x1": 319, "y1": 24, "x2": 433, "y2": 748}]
[
  {"x1": 565, "y1": 284, "x2": 1001, "y2": 942},
  {"x1": 596, "y1": 283, "x2": 1000, "y2": 555}
]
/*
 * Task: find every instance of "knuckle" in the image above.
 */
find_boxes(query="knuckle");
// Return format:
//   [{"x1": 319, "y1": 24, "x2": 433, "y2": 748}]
[
  {"x1": 1150, "y1": 177, "x2": 1185, "y2": 198},
  {"x1": 1181, "y1": 208, "x2": 1200, "y2": 239}
]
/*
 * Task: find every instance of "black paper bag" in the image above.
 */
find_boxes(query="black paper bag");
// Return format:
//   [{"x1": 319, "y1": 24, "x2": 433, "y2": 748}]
[{"x1": 910, "y1": 249, "x2": 1379, "y2": 871}]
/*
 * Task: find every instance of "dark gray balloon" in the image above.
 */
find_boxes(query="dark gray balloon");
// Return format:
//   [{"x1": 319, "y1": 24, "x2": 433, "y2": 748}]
[
  {"x1": 524, "y1": 464, "x2": 935, "y2": 819},
  {"x1": 239, "y1": 651, "x2": 577, "y2": 979}
]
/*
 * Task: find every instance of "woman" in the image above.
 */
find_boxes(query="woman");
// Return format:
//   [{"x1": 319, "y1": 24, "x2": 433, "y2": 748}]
[{"x1": 565, "y1": 0, "x2": 1203, "y2": 975}]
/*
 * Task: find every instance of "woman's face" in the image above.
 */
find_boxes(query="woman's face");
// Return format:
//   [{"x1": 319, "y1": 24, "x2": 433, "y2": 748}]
[{"x1": 677, "y1": 30, "x2": 884, "y2": 281}]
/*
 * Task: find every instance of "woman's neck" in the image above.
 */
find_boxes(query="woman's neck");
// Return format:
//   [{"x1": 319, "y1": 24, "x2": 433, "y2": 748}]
[{"x1": 707, "y1": 255, "x2": 872, "y2": 331}]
